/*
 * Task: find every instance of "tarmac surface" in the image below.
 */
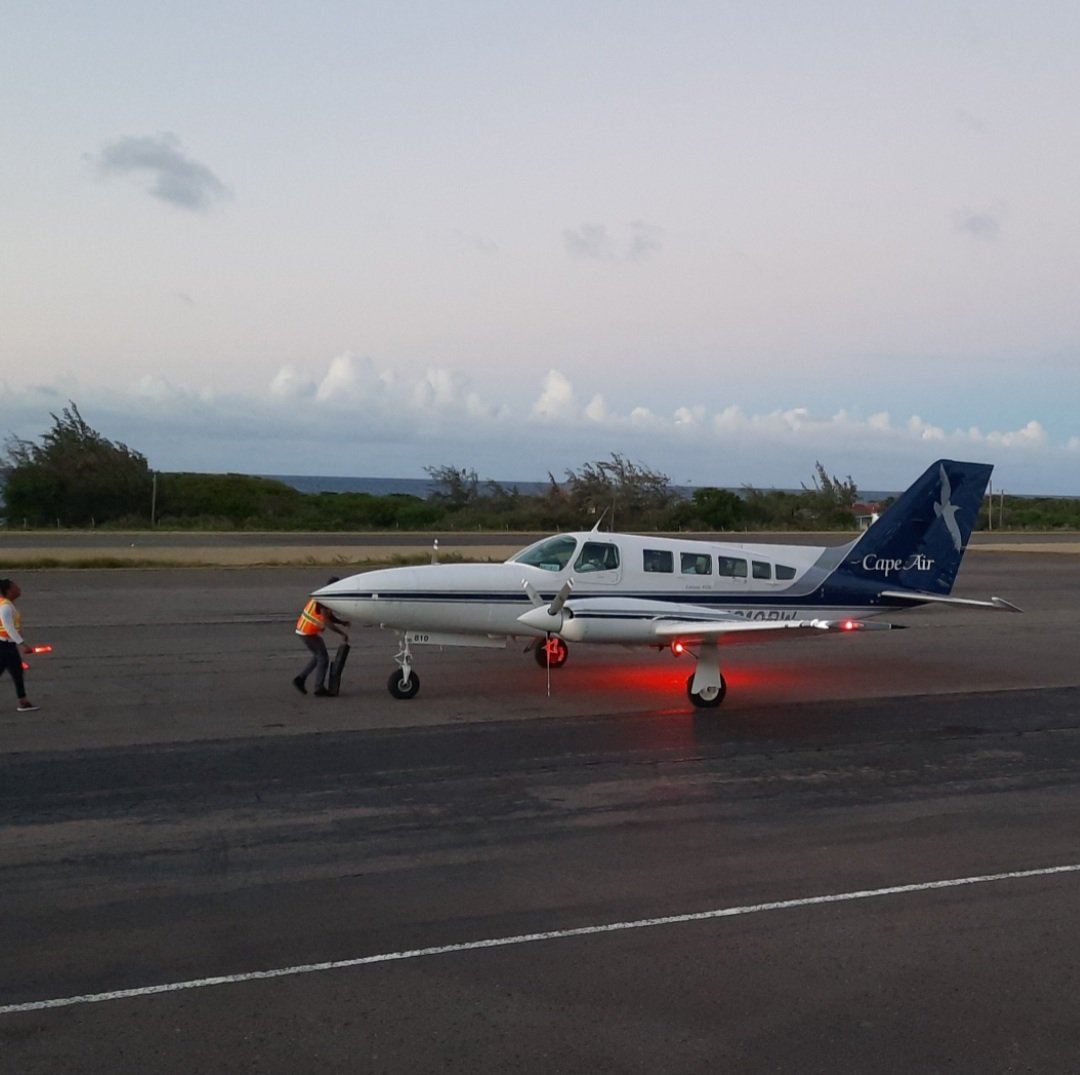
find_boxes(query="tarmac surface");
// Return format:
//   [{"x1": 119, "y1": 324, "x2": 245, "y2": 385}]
[{"x1": 2, "y1": 546, "x2": 1080, "y2": 1072}]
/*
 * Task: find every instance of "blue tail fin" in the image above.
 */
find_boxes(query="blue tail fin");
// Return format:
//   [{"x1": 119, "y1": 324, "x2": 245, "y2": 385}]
[{"x1": 834, "y1": 459, "x2": 992, "y2": 596}]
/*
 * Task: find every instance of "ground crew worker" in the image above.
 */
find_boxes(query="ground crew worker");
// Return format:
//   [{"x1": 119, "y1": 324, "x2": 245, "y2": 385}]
[
  {"x1": 0, "y1": 578, "x2": 39, "y2": 712},
  {"x1": 293, "y1": 577, "x2": 350, "y2": 696}
]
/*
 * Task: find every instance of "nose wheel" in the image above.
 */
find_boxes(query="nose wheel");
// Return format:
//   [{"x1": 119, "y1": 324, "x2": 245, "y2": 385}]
[
  {"x1": 388, "y1": 633, "x2": 421, "y2": 699},
  {"x1": 388, "y1": 669, "x2": 421, "y2": 699},
  {"x1": 535, "y1": 636, "x2": 569, "y2": 669}
]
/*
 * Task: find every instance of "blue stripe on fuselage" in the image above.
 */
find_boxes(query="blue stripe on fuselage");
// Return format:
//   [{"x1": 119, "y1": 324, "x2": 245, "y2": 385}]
[{"x1": 331, "y1": 588, "x2": 916, "y2": 611}]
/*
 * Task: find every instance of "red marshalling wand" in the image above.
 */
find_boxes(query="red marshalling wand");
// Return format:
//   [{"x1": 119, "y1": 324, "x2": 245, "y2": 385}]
[{"x1": 21, "y1": 644, "x2": 53, "y2": 671}]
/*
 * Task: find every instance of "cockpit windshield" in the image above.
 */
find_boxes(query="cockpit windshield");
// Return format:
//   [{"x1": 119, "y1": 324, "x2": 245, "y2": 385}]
[{"x1": 511, "y1": 535, "x2": 578, "y2": 572}]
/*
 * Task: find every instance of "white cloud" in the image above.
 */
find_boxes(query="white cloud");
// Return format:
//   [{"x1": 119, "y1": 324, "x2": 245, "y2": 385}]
[
  {"x1": 781, "y1": 407, "x2": 811, "y2": 431},
  {"x1": 712, "y1": 406, "x2": 746, "y2": 432},
  {"x1": 584, "y1": 394, "x2": 608, "y2": 422},
  {"x1": 314, "y1": 352, "x2": 388, "y2": 404},
  {"x1": 673, "y1": 405, "x2": 705, "y2": 426},
  {"x1": 984, "y1": 420, "x2": 1047, "y2": 448},
  {"x1": 269, "y1": 365, "x2": 315, "y2": 399},
  {"x1": 413, "y1": 367, "x2": 458, "y2": 410},
  {"x1": 132, "y1": 374, "x2": 188, "y2": 403},
  {"x1": 907, "y1": 415, "x2": 946, "y2": 440},
  {"x1": 531, "y1": 370, "x2": 577, "y2": 420},
  {"x1": 2, "y1": 360, "x2": 1079, "y2": 494}
]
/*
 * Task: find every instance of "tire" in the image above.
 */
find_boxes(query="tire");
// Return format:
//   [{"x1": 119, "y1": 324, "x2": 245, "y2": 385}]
[
  {"x1": 687, "y1": 673, "x2": 726, "y2": 708},
  {"x1": 534, "y1": 637, "x2": 569, "y2": 669},
  {"x1": 387, "y1": 669, "x2": 421, "y2": 699}
]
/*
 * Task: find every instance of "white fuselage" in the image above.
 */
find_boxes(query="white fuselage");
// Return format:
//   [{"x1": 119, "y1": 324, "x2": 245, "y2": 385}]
[{"x1": 315, "y1": 530, "x2": 879, "y2": 646}]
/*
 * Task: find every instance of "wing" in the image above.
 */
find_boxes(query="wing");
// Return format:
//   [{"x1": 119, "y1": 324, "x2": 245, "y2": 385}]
[
  {"x1": 652, "y1": 614, "x2": 897, "y2": 645},
  {"x1": 549, "y1": 596, "x2": 896, "y2": 645},
  {"x1": 653, "y1": 617, "x2": 892, "y2": 642}
]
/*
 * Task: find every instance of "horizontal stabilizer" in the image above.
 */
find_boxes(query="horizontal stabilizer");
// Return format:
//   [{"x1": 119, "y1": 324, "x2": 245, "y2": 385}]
[{"x1": 880, "y1": 590, "x2": 1024, "y2": 613}]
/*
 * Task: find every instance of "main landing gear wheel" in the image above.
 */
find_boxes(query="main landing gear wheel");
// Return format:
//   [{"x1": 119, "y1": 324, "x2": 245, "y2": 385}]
[
  {"x1": 687, "y1": 673, "x2": 727, "y2": 708},
  {"x1": 388, "y1": 670, "x2": 421, "y2": 699},
  {"x1": 534, "y1": 637, "x2": 569, "y2": 669}
]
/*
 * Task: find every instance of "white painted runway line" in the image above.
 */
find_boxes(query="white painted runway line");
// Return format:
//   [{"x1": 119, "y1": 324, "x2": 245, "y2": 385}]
[{"x1": 4, "y1": 863, "x2": 1079, "y2": 1016}]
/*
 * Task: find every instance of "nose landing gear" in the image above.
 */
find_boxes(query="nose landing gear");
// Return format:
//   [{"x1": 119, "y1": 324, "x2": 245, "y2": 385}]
[
  {"x1": 387, "y1": 633, "x2": 421, "y2": 699},
  {"x1": 534, "y1": 636, "x2": 569, "y2": 669}
]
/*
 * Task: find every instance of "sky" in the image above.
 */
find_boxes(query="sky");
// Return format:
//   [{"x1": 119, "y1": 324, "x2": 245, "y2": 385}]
[{"x1": 3, "y1": 1, "x2": 1080, "y2": 495}]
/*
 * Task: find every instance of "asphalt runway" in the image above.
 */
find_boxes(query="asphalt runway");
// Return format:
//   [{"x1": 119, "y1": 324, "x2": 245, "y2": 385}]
[{"x1": 2, "y1": 550, "x2": 1080, "y2": 1073}]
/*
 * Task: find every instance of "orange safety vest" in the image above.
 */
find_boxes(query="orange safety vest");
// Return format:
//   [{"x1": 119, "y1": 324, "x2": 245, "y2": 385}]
[
  {"x1": 295, "y1": 599, "x2": 327, "y2": 636},
  {"x1": 0, "y1": 597, "x2": 21, "y2": 642}
]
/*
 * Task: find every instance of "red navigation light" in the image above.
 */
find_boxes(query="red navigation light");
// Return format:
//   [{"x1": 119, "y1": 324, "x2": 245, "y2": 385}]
[
  {"x1": 671, "y1": 640, "x2": 686, "y2": 656},
  {"x1": 842, "y1": 620, "x2": 859, "y2": 631}
]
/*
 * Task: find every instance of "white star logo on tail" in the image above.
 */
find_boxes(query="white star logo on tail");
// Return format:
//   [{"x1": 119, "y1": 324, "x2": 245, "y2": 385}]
[{"x1": 934, "y1": 465, "x2": 963, "y2": 552}]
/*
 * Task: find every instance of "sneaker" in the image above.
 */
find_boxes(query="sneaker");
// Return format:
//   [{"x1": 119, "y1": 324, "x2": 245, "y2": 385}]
[
  {"x1": 313, "y1": 687, "x2": 332, "y2": 697},
  {"x1": 292, "y1": 676, "x2": 307, "y2": 695},
  {"x1": 17, "y1": 702, "x2": 39, "y2": 712}
]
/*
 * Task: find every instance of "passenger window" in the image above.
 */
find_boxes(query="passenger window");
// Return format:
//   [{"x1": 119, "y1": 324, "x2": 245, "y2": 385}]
[
  {"x1": 643, "y1": 549, "x2": 673, "y2": 573},
  {"x1": 717, "y1": 556, "x2": 747, "y2": 578},
  {"x1": 752, "y1": 560, "x2": 771, "y2": 580},
  {"x1": 680, "y1": 553, "x2": 713, "y2": 575},
  {"x1": 775, "y1": 564, "x2": 796, "y2": 580},
  {"x1": 574, "y1": 541, "x2": 620, "y2": 572}
]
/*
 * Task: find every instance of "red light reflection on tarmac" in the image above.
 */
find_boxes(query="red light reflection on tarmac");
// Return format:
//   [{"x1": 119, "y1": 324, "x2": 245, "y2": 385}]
[{"x1": 554, "y1": 651, "x2": 828, "y2": 709}]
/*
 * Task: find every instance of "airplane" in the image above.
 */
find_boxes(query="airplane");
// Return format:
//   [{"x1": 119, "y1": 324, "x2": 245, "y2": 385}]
[{"x1": 313, "y1": 459, "x2": 1020, "y2": 708}]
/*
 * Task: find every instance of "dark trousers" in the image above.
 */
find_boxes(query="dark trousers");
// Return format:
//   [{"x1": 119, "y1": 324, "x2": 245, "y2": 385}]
[
  {"x1": 0, "y1": 641, "x2": 27, "y2": 700},
  {"x1": 298, "y1": 634, "x2": 329, "y2": 689}
]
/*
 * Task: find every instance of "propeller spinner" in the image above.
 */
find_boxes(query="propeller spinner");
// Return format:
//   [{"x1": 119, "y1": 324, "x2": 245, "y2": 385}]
[{"x1": 518, "y1": 579, "x2": 573, "y2": 633}]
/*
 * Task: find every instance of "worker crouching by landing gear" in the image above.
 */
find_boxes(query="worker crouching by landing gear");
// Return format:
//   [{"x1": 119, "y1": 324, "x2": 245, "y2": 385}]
[{"x1": 293, "y1": 577, "x2": 350, "y2": 697}]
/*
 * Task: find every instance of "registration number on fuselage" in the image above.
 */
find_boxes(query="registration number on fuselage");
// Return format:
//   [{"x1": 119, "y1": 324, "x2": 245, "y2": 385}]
[
  {"x1": 728, "y1": 609, "x2": 799, "y2": 622},
  {"x1": 404, "y1": 630, "x2": 508, "y2": 649}
]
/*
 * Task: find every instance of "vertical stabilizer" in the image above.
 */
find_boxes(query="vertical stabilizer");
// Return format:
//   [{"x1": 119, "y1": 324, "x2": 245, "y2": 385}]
[{"x1": 829, "y1": 459, "x2": 992, "y2": 596}]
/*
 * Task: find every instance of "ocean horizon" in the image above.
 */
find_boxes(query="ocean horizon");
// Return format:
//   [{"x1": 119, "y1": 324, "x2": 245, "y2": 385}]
[
  {"x1": 263, "y1": 474, "x2": 551, "y2": 497},
  {"x1": 0, "y1": 468, "x2": 902, "y2": 503},
  {"x1": 264, "y1": 474, "x2": 901, "y2": 502}
]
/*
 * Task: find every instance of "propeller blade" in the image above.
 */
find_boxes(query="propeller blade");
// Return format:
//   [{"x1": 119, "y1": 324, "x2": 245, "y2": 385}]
[
  {"x1": 521, "y1": 579, "x2": 573, "y2": 629},
  {"x1": 548, "y1": 579, "x2": 573, "y2": 616}
]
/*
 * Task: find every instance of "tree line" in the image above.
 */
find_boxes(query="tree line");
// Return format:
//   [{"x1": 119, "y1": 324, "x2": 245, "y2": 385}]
[{"x1": 3, "y1": 404, "x2": 1075, "y2": 532}]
